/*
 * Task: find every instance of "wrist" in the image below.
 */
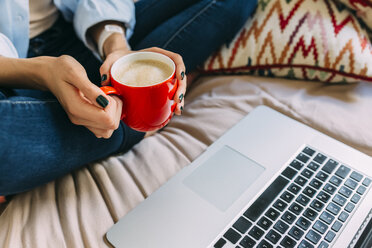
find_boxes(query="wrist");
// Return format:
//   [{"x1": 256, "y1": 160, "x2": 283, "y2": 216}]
[
  {"x1": 103, "y1": 33, "x2": 131, "y2": 57},
  {"x1": 29, "y1": 56, "x2": 57, "y2": 91},
  {"x1": 0, "y1": 56, "x2": 52, "y2": 91}
]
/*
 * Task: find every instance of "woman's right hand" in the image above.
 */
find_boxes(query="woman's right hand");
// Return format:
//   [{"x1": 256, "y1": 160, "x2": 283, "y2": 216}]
[{"x1": 40, "y1": 55, "x2": 122, "y2": 139}]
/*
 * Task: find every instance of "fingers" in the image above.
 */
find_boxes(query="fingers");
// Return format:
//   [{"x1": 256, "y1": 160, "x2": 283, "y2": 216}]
[
  {"x1": 72, "y1": 72, "x2": 110, "y2": 109},
  {"x1": 86, "y1": 126, "x2": 115, "y2": 139},
  {"x1": 99, "y1": 53, "x2": 117, "y2": 86},
  {"x1": 100, "y1": 51, "x2": 132, "y2": 86},
  {"x1": 142, "y1": 47, "x2": 187, "y2": 115}
]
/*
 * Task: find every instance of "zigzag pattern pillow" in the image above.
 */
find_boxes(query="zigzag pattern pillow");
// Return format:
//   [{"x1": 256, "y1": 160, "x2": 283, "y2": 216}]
[
  {"x1": 338, "y1": 0, "x2": 372, "y2": 30},
  {"x1": 203, "y1": 0, "x2": 372, "y2": 83}
]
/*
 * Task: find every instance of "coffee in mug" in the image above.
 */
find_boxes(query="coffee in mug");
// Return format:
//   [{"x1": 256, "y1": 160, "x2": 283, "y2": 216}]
[
  {"x1": 116, "y1": 59, "x2": 173, "y2": 87},
  {"x1": 100, "y1": 52, "x2": 178, "y2": 132}
]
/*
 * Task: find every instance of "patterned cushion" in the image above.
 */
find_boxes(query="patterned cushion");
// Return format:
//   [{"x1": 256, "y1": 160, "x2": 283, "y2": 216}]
[
  {"x1": 338, "y1": 0, "x2": 372, "y2": 30},
  {"x1": 202, "y1": 0, "x2": 372, "y2": 83}
]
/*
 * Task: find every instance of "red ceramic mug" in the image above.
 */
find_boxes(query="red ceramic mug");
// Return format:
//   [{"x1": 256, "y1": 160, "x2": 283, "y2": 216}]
[{"x1": 100, "y1": 52, "x2": 178, "y2": 132}]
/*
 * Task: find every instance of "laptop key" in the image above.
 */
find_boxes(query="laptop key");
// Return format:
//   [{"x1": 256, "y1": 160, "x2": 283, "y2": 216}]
[
  {"x1": 338, "y1": 211, "x2": 349, "y2": 222},
  {"x1": 332, "y1": 194, "x2": 347, "y2": 207},
  {"x1": 296, "y1": 217, "x2": 311, "y2": 230},
  {"x1": 303, "y1": 147, "x2": 315, "y2": 156},
  {"x1": 301, "y1": 169, "x2": 314, "y2": 179},
  {"x1": 257, "y1": 239, "x2": 273, "y2": 248},
  {"x1": 325, "y1": 230, "x2": 336, "y2": 242},
  {"x1": 273, "y1": 199, "x2": 288, "y2": 212},
  {"x1": 295, "y1": 176, "x2": 307, "y2": 186},
  {"x1": 309, "y1": 179, "x2": 322, "y2": 189},
  {"x1": 297, "y1": 153, "x2": 310, "y2": 163},
  {"x1": 362, "y1": 177, "x2": 371, "y2": 187},
  {"x1": 298, "y1": 240, "x2": 314, "y2": 248},
  {"x1": 329, "y1": 176, "x2": 343, "y2": 187},
  {"x1": 257, "y1": 216, "x2": 273, "y2": 230},
  {"x1": 224, "y1": 228, "x2": 241, "y2": 244},
  {"x1": 316, "y1": 171, "x2": 329, "y2": 182},
  {"x1": 320, "y1": 211, "x2": 335, "y2": 224},
  {"x1": 317, "y1": 191, "x2": 331, "y2": 203},
  {"x1": 239, "y1": 236, "x2": 256, "y2": 248},
  {"x1": 319, "y1": 241, "x2": 329, "y2": 248},
  {"x1": 265, "y1": 230, "x2": 281, "y2": 244},
  {"x1": 306, "y1": 230, "x2": 321, "y2": 244},
  {"x1": 282, "y1": 211, "x2": 296, "y2": 224},
  {"x1": 289, "y1": 202, "x2": 303, "y2": 215},
  {"x1": 307, "y1": 162, "x2": 320, "y2": 172},
  {"x1": 339, "y1": 186, "x2": 352, "y2": 198},
  {"x1": 274, "y1": 220, "x2": 289, "y2": 234},
  {"x1": 323, "y1": 183, "x2": 337, "y2": 195},
  {"x1": 214, "y1": 238, "x2": 227, "y2": 248},
  {"x1": 345, "y1": 202, "x2": 355, "y2": 213},
  {"x1": 288, "y1": 226, "x2": 304, "y2": 240},
  {"x1": 314, "y1": 153, "x2": 327, "y2": 164},
  {"x1": 288, "y1": 183, "x2": 301, "y2": 194},
  {"x1": 326, "y1": 202, "x2": 341, "y2": 215},
  {"x1": 290, "y1": 160, "x2": 303, "y2": 170},
  {"x1": 280, "y1": 191, "x2": 295, "y2": 203},
  {"x1": 282, "y1": 167, "x2": 298, "y2": 180},
  {"x1": 350, "y1": 171, "x2": 363, "y2": 182},
  {"x1": 310, "y1": 199, "x2": 324, "y2": 212},
  {"x1": 357, "y1": 185, "x2": 367, "y2": 195},
  {"x1": 322, "y1": 159, "x2": 338, "y2": 174},
  {"x1": 303, "y1": 186, "x2": 316, "y2": 198},
  {"x1": 344, "y1": 178, "x2": 358, "y2": 190},
  {"x1": 243, "y1": 176, "x2": 289, "y2": 222},
  {"x1": 296, "y1": 194, "x2": 310, "y2": 206},
  {"x1": 280, "y1": 235, "x2": 296, "y2": 248},
  {"x1": 351, "y1": 193, "x2": 361, "y2": 203},
  {"x1": 304, "y1": 208, "x2": 318, "y2": 221},
  {"x1": 313, "y1": 220, "x2": 328, "y2": 234},
  {"x1": 248, "y1": 226, "x2": 264, "y2": 240},
  {"x1": 265, "y1": 207, "x2": 280, "y2": 221},
  {"x1": 335, "y1": 165, "x2": 351, "y2": 179},
  {"x1": 233, "y1": 217, "x2": 252, "y2": 234},
  {"x1": 331, "y1": 221, "x2": 343, "y2": 232}
]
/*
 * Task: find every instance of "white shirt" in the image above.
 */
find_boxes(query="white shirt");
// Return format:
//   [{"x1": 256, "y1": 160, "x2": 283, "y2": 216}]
[
  {"x1": 0, "y1": 0, "x2": 135, "y2": 58},
  {"x1": 29, "y1": 0, "x2": 60, "y2": 38}
]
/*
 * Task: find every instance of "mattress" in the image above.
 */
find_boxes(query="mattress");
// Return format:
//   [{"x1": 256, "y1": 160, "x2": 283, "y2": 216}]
[{"x1": 1, "y1": 75, "x2": 371, "y2": 247}]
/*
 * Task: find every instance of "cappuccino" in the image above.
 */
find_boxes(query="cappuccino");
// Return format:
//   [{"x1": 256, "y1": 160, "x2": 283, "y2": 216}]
[{"x1": 116, "y1": 59, "x2": 173, "y2": 86}]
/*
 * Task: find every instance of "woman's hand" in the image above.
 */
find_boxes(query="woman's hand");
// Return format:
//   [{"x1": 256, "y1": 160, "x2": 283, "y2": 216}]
[
  {"x1": 99, "y1": 35, "x2": 187, "y2": 115},
  {"x1": 41, "y1": 55, "x2": 122, "y2": 139}
]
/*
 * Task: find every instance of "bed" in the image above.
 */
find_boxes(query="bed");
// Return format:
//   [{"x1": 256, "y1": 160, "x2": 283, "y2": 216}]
[{"x1": 0, "y1": 74, "x2": 371, "y2": 247}]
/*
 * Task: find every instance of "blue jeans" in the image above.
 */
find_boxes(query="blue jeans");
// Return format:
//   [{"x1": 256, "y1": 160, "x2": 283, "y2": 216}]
[{"x1": 0, "y1": 0, "x2": 257, "y2": 196}]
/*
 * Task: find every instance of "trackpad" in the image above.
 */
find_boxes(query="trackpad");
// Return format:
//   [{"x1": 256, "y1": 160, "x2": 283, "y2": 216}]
[{"x1": 183, "y1": 146, "x2": 265, "y2": 211}]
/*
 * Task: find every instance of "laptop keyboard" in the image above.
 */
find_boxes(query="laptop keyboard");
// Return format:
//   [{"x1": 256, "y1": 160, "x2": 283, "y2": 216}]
[{"x1": 214, "y1": 146, "x2": 371, "y2": 248}]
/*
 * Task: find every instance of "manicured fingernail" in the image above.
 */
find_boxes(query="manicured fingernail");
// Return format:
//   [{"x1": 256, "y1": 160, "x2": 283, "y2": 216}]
[
  {"x1": 180, "y1": 106, "x2": 184, "y2": 113},
  {"x1": 96, "y1": 95, "x2": 109, "y2": 108},
  {"x1": 101, "y1": 74, "x2": 107, "y2": 82},
  {"x1": 181, "y1": 71, "x2": 185, "y2": 80},
  {"x1": 178, "y1": 93, "x2": 184, "y2": 102}
]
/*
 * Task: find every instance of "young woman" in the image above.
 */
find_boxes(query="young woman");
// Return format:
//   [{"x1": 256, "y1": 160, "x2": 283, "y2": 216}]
[{"x1": 0, "y1": 0, "x2": 257, "y2": 199}]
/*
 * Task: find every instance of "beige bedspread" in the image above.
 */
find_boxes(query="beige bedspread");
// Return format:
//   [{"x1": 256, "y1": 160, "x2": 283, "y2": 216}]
[{"x1": 1, "y1": 75, "x2": 372, "y2": 247}]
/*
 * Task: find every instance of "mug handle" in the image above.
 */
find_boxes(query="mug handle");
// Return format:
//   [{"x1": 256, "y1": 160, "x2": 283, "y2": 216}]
[{"x1": 100, "y1": 86, "x2": 126, "y2": 119}]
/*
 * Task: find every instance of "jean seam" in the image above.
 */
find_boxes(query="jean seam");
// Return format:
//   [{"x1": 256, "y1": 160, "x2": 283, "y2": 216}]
[
  {"x1": 136, "y1": 0, "x2": 160, "y2": 17},
  {"x1": 163, "y1": 0, "x2": 217, "y2": 49}
]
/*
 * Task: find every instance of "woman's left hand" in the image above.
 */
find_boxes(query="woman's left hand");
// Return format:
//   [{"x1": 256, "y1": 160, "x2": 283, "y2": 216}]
[{"x1": 100, "y1": 38, "x2": 186, "y2": 116}]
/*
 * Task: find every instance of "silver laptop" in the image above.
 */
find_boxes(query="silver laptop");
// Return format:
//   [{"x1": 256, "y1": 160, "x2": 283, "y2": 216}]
[{"x1": 106, "y1": 106, "x2": 372, "y2": 248}]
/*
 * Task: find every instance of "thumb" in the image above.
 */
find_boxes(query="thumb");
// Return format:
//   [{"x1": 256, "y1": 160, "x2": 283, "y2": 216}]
[
  {"x1": 100, "y1": 54, "x2": 119, "y2": 86},
  {"x1": 75, "y1": 74, "x2": 110, "y2": 109}
]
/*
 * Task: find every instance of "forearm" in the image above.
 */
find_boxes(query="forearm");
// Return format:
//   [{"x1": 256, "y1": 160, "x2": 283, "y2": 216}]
[{"x1": 0, "y1": 56, "x2": 51, "y2": 90}]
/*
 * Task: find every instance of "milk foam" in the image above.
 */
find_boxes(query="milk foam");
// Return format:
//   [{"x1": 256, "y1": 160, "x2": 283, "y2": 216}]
[{"x1": 116, "y1": 59, "x2": 173, "y2": 86}]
